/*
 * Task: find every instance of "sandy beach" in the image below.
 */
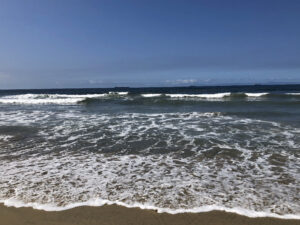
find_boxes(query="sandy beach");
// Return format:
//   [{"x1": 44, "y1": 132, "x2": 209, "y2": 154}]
[{"x1": 0, "y1": 204, "x2": 299, "y2": 225}]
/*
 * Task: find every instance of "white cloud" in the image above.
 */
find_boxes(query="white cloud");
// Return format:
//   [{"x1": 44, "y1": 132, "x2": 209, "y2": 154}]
[
  {"x1": 88, "y1": 79, "x2": 103, "y2": 85},
  {"x1": 165, "y1": 79, "x2": 197, "y2": 85}
]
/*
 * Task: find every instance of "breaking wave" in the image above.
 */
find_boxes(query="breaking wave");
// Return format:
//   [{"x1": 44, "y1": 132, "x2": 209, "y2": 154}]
[
  {"x1": 0, "y1": 92, "x2": 300, "y2": 105},
  {"x1": 0, "y1": 92, "x2": 128, "y2": 105},
  {"x1": 165, "y1": 92, "x2": 231, "y2": 98}
]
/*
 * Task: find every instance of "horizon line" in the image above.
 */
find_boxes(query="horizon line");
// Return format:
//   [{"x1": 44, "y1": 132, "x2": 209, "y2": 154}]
[{"x1": 1, "y1": 82, "x2": 300, "y2": 91}]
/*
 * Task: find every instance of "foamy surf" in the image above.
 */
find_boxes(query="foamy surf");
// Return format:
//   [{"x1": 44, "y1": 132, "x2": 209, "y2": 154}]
[
  {"x1": 287, "y1": 93, "x2": 300, "y2": 95},
  {"x1": 0, "y1": 92, "x2": 128, "y2": 104},
  {"x1": 166, "y1": 92, "x2": 231, "y2": 98},
  {"x1": 1, "y1": 199, "x2": 300, "y2": 219},
  {"x1": 1, "y1": 91, "x2": 300, "y2": 105},
  {"x1": 141, "y1": 94, "x2": 162, "y2": 97},
  {"x1": 245, "y1": 93, "x2": 269, "y2": 97},
  {"x1": 0, "y1": 110, "x2": 299, "y2": 220}
]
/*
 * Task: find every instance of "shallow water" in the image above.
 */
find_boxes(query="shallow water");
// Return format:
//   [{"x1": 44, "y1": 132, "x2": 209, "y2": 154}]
[{"x1": 0, "y1": 84, "x2": 299, "y2": 219}]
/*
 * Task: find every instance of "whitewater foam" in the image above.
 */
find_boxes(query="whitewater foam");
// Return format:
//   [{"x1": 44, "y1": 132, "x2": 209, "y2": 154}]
[
  {"x1": 0, "y1": 92, "x2": 128, "y2": 104},
  {"x1": 166, "y1": 93, "x2": 231, "y2": 98},
  {"x1": 141, "y1": 94, "x2": 162, "y2": 97},
  {"x1": 1, "y1": 199, "x2": 300, "y2": 219},
  {"x1": 108, "y1": 91, "x2": 128, "y2": 95},
  {"x1": 1, "y1": 91, "x2": 299, "y2": 105},
  {"x1": 245, "y1": 93, "x2": 269, "y2": 97},
  {"x1": 287, "y1": 93, "x2": 300, "y2": 95},
  {"x1": 0, "y1": 110, "x2": 299, "y2": 219}
]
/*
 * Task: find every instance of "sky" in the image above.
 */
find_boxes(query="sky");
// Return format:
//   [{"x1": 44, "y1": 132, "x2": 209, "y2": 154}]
[{"x1": 0, "y1": 0, "x2": 300, "y2": 89}]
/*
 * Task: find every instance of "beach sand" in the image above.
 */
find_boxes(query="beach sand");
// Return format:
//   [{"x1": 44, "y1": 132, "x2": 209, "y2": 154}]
[{"x1": 0, "y1": 203, "x2": 299, "y2": 225}]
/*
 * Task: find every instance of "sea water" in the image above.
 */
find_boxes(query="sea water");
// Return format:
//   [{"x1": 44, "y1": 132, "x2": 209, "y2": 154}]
[{"x1": 0, "y1": 84, "x2": 299, "y2": 219}]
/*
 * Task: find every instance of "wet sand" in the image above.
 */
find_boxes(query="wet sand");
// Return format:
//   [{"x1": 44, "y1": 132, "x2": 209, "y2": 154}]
[{"x1": 0, "y1": 203, "x2": 299, "y2": 225}]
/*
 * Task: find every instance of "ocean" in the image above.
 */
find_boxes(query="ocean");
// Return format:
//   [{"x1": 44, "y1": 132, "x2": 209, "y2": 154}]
[{"x1": 0, "y1": 84, "x2": 299, "y2": 219}]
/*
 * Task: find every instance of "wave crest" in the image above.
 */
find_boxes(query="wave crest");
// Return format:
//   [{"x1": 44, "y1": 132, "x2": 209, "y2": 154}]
[
  {"x1": 0, "y1": 92, "x2": 128, "y2": 105},
  {"x1": 1, "y1": 92, "x2": 300, "y2": 105}
]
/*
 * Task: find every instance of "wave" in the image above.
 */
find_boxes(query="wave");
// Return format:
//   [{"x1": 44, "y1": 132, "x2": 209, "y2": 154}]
[
  {"x1": 166, "y1": 92, "x2": 269, "y2": 98},
  {"x1": 0, "y1": 92, "x2": 128, "y2": 105},
  {"x1": 165, "y1": 93, "x2": 231, "y2": 98},
  {"x1": 145, "y1": 92, "x2": 300, "y2": 99},
  {"x1": 141, "y1": 94, "x2": 162, "y2": 97},
  {"x1": 1, "y1": 199, "x2": 299, "y2": 219},
  {"x1": 1, "y1": 92, "x2": 300, "y2": 105},
  {"x1": 287, "y1": 93, "x2": 300, "y2": 95},
  {"x1": 108, "y1": 91, "x2": 128, "y2": 95},
  {"x1": 244, "y1": 92, "x2": 268, "y2": 97}
]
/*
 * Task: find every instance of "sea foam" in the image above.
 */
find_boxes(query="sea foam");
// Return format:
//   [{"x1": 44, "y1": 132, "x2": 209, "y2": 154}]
[
  {"x1": 166, "y1": 93, "x2": 231, "y2": 98},
  {"x1": 245, "y1": 93, "x2": 268, "y2": 97},
  {"x1": 287, "y1": 93, "x2": 300, "y2": 95},
  {"x1": 1, "y1": 92, "x2": 298, "y2": 105},
  {"x1": 0, "y1": 93, "x2": 128, "y2": 104},
  {"x1": 141, "y1": 94, "x2": 162, "y2": 97},
  {"x1": 0, "y1": 111, "x2": 299, "y2": 219},
  {"x1": 1, "y1": 199, "x2": 300, "y2": 219}
]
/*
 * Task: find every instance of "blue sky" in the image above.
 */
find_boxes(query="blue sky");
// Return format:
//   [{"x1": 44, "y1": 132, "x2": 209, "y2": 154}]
[{"x1": 0, "y1": 0, "x2": 300, "y2": 89}]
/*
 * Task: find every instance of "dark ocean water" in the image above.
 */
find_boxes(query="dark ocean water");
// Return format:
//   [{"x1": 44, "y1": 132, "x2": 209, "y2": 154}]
[{"x1": 0, "y1": 84, "x2": 299, "y2": 218}]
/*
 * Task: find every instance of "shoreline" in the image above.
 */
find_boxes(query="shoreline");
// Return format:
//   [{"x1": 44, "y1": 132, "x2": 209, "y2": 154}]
[
  {"x1": 1, "y1": 203, "x2": 299, "y2": 225},
  {"x1": 2, "y1": 199, "x2": 300, "y2": 220}
]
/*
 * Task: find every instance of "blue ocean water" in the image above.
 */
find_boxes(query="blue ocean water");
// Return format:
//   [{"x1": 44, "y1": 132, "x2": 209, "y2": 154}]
[{"x1": 0, "y1": 84, "x2": 299, "y2": 218}]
